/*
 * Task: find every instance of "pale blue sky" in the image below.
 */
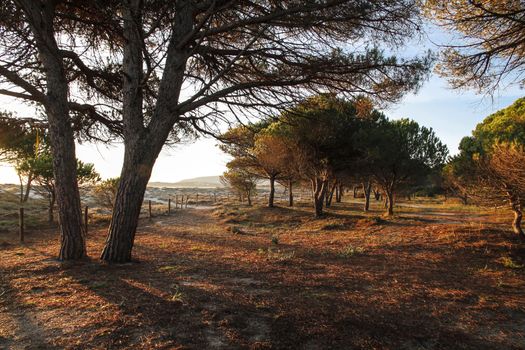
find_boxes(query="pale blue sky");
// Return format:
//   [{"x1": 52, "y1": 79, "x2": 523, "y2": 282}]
[{"x1": 0, "y1": 23, "x2": 523, "y2": 184}]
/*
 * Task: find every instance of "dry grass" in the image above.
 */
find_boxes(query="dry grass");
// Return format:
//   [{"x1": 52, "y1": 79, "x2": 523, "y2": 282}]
[{"x1": 0, "y1": 196, "x2": 524, "y2": 349}]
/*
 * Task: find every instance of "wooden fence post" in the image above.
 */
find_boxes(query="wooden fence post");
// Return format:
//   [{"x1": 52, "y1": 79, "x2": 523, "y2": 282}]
[
  {"x1": 149, "y1": 200, "x2": 152, "y2": 219},
  {"x1": 19, "y1": 207, "x2": 24, "y2": 242},
  {"x1": 84, "y1": 206, "x2": 88, "y2": 235},
  {"x1": 168, "y1": 198, "x2": 171, "y2": 214},
  {"x1": 185, "y1": 196, "x2": 189, "y2": 208}
]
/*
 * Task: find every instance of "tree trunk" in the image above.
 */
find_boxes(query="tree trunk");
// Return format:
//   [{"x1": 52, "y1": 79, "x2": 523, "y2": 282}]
[
  {"x1": 23, "y1": 173, "x2": 33, "y2": 203},
  {"x1": 373, "y1": 188, "x2": 381, "y2": 201},
  {"x1": 313, "y1": 177, "x2": 327, "y2": 218},
  {"x1": 362, "y1": 181, "x2": 372, "y2": 212},
  {"x1": 288, "y1": 179, "x2": 293, "y2": 207},
  {"x1": 21, "y1": 1, "x2": 86, "y2": 260},
  {"x1": 268, "y1": 175, "x2": 275, "y2": 208},
  {"x1": 385, "y1": 190, "x2": 394, "y2": 216},
  {"x1": 247, "y1": 191, "x2": 252, "y2": 206},
  {"x1": 326, "y1": 181, "x2": 336, "y2": 207},
  {"x1": 101, "y1": 151, "x2": 154, "y2": 263},
  {"x1": 18, "y1": 174, "x2": 24, "y2": 203},
  {"x1": 48, "y1": 192, "x2": 56, "y2": 223}
]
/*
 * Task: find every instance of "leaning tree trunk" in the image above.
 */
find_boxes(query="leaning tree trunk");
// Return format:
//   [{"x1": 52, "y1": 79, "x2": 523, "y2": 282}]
[
  {"x1": 268, "y1": 175, "x2": 276, "y2": 208},
  {"x1": 288, "y1": 179, "x2": 293, "y2": 207},
  {"x1": 362, "y1": 181, "x2": 372, "y2": 212},
  {"x1": 101, "y1": 145, "x2": 156, "y2": 263},
  {"x1": 21, "y1": 1, "x2": 86, "y2": 260}
]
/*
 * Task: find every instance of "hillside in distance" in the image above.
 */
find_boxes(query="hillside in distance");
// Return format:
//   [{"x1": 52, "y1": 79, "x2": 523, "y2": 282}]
[
  {"x1": 149, "y1": 175, "x2": 278, "y2": 189},
  {"x1": 149, "y1": 175, "x2": 223, "y2": 188}
]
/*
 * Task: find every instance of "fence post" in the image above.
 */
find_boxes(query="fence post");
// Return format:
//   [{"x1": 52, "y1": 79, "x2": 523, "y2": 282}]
[
  {"x1": 149, "y1": 200, "x2": 152, "y2": 219},
  {"x1": 168, "y1": 198, "x2": 171, "y2": 214},
  {"x1": 19, "y1": 207, "x2": 24, "y2": 242},
  {"x1": 185, "y1": 196, "x2": 189, "y2": 208},
  {"x1": 84, "y1": 206, "x2": 88, "y2": 235}
]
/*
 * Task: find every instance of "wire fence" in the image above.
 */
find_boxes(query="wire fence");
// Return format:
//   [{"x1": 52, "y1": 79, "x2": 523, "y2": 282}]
[{"x1": 1, "y1": 187, "x2": 316, "y2": 242}]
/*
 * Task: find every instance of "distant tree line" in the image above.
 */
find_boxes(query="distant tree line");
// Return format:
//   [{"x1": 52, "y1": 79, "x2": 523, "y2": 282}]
[{"x1": 220, "y1": 94, "x2": 449, "y2": 217}]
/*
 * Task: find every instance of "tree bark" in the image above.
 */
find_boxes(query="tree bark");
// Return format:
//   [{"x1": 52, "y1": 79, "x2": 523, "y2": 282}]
[
  {"x1": 100, "y1": 149, "x2": 154, "y2": 262},
  {"x1": 313, "y1": 177, "x2": 327, "y2": 218},
  {"x1": 362, "y1": 181, "x2": 372, "y2": 212},
  {"x1": 21, "y1": 1, "x2": 86, "y2": 260},
  {"x1": 288, "y1": 179, "x2": 293, "y2": 207},
  {"x1": 268, "y1": 174, "x2": 275, "y2": 208}
]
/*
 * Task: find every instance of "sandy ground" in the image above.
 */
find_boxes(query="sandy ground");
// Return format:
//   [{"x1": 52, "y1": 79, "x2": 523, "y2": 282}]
[{"x1": 0, "y1": 198, "x2": 524, "y2": 349}]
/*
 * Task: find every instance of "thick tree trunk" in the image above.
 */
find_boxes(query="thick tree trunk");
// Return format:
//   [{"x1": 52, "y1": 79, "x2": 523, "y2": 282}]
[
  {"x1": 268, "y1": 175, "x2": 275, "y2": 208},
  {"x1": 21, "y1": 1, "x2": 86, "y2": 260},
  {"x1": 288, "y1": 179, "x2": 293, "y2": 207},
  {"x1": 362, "y1": 181, "x2": 372, "y2": 212},
  {"x1": 101, "y1": 150, "x2": 154, "y2": 262},
  {"x1": 101, "y1": 0, "x2": 193, "y2": 262}
]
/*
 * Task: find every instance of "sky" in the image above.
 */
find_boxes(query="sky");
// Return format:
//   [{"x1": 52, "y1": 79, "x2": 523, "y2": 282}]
[{"x1": 0, "y1": 24, "x2": 522, "y2": 184}]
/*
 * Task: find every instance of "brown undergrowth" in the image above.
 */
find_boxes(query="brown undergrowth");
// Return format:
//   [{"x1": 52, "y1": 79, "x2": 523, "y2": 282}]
[{"x1": 0, "y1": 199, "x2": 524, "y2": 349}]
